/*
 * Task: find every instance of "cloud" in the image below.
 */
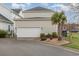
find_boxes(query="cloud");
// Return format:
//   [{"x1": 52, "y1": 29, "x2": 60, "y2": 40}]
[
  {"x1": 12, "y1": 3, "x2": 32, "y2": 10},
  {"x1": 12, "y1": 3, "x2": 30, "y2": 8},
  {"x1": 59, "y1": 5, "x2": 70, "y2": 11},
  {"x1": 19, "y1": 4, "x2": 26, "y2": 10},
  {"x1": 12, "y1": 3, "x2": 20, "y2": 9},
  {"x1": 41, "y1": 3, "x2": 49, "y2": 7},
  {"x1": 26, "y1": 3, "x2": 31, "y2": 6},
  {"x1": 50, "y1": 4, "x2": 70, "y2": 11}
]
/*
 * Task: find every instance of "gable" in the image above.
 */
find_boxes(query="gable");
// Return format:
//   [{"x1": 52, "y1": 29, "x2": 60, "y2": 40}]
[{"x1": 23, "y1": 6, "x2": 54, "y2": 13}]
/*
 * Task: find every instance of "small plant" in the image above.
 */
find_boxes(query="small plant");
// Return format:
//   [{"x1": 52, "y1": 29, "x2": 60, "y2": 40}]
[
  {"x1": 46, "y1": 33, "x2": 53, "y2": 40},
  {"x1": 52, "y1": 32, "x2": 58, "y2": 38},
  {"x1": 50, "y1": 35, "x2": 53, "y2": 40},
  {"x1": 40, "y1": 33, "x2": 47, "y2": 41},
  {"x1": 40, "y1": 33, "x2": 45, "y2": 37},
  {"x1": 46, "y1": 33, "x2": 51, "y2": 38},
  {"x1": 0, "y1": 29, "x2": 8, "y2": 38}
]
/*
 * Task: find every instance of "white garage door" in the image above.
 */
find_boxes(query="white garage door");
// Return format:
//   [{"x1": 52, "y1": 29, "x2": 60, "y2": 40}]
[{"x1": 16, "y1": 27, "x2": 41, "y2": 37}]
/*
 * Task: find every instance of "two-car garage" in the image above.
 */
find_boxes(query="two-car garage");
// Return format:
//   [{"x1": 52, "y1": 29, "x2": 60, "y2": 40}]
[{"x1": 16, "y1": 27, "x2": 41, "y2": 38}]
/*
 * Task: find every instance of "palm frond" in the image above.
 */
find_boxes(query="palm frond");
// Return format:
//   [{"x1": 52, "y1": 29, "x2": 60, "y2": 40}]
[{"x1": 51, "y1": 11, "x2": 67, "y2": 24}]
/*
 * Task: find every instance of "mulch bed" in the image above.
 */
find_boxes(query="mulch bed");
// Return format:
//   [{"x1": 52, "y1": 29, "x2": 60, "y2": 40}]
[{"x1": 41, "y1": 38, "x2": 70, "y2": 46}]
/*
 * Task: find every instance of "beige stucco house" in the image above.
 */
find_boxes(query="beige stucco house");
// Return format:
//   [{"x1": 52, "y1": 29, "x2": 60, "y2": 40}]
[{"x1": 14, "y1": 6, "x2": 58, "y2": 39}]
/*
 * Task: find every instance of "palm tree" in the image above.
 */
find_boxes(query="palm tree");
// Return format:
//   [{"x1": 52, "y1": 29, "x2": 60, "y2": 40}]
[{"x1": 51, "y1": 11, "x2": 67, "y2": 40}]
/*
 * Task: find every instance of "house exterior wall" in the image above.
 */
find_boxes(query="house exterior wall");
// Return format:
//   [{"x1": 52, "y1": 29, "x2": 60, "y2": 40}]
[
  {"x1": 0, "y1": 21, "x2": 13, "y2": 31},
  {"x1": 0, "y1": 22, "x2": 9, "y2": 31},
  {"x1": 23, "y1": 12, "x2": 53, "y2": 18},
  {"x1": 15, "y1": 20, "x2": 58, "y2": 34}
]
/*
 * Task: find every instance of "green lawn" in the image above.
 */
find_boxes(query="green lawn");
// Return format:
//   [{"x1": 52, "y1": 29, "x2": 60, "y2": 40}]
[{"x1": 64, "y1": 32, "x2": 79, "y2": 50}]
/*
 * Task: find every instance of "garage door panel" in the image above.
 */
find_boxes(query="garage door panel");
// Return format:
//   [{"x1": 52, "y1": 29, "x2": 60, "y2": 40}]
[{"x1": 17, "y1": 28, "x2": 41, "y2": 37}]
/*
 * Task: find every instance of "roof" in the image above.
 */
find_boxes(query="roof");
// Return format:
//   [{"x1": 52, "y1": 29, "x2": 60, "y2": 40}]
[
  {"x1": 11, "y1": 9, "x2": 23, "y2": 18},
  {"x1": 12, "y1": 9, "x2": 21, "y2": 13},
  {"x1": 23, "y1": 6, "x2": 54, "y2": 13},
  {"x1": 0, "y1": 14, "x2": 13, "y2": 24}
]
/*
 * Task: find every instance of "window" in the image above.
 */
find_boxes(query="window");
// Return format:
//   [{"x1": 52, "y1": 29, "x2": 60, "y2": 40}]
[{"x1": 8, "y1": 25, "x2": 10, "y2": 32}]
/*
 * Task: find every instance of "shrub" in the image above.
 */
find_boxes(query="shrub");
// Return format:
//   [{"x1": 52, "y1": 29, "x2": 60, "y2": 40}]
[
  {"x1": 40, "y1": 33, "x2": 47, "y2": 41},
  {"x1": 0, "y1": 29, "x2": 8, "y2": 38},
  {"x1": 46, "y1": 33, "x2": 51, "y2": 38},
  {"x1": 40, "y1": 33, "x2": 45, "y2": 37},
  {"x1": 52, "y1": 32, "x2": 58, "y2": 38},
  {"x1": 46, "y1": 33, "x2": 53, "y2": 40}
]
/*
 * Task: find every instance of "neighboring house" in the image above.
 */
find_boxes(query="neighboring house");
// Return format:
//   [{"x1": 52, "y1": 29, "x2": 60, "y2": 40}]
[
  {"x1": 0, "y1": 4, "x2": 14, "y2": 33},
  {"x1": 0, "y1": 14, "x2": 13, "y2": 32},
  {"x1": 14, "y1": 6, "x2": 58, "y2": 39},
  {"x1": 64, "y1": 24, "x2": 79, "y2": 32},
  {"x1": 0, "y1": 4, "x2": 20, "y2": 37}
]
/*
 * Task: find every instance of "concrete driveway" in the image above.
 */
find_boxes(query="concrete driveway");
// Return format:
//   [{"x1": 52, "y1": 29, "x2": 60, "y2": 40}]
[{"x1": 0, "y1": 39, "x2": 79, "y2": 56}]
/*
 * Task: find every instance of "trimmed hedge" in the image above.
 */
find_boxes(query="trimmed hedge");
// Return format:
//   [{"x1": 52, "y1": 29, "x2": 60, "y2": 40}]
[
  {"x1": 52, "y1": 32, "x2": 58, "y2": 38},
  {"x1": 40, "y1": 33, "x2": 47, "y2": 41},
  {"x1": 40, "y1": 32, "x2": 58, "y2": 41},
  {"x1": 0, "y1": 29, "x2": 8, "y2": 38}
]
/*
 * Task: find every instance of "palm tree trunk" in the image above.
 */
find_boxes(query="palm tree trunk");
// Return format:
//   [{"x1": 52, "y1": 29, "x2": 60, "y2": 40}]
[
  {"x1": 61, "y1": 22, "x2": 65, "y2": 40},
  {"x1": 58, "y1": 23, "x2": 62, "y2": 41}
]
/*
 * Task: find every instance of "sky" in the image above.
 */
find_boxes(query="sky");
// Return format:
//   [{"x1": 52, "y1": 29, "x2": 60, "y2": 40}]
[{"x1": 3, "y1": 3, "x2": 79, "y2": 24}]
